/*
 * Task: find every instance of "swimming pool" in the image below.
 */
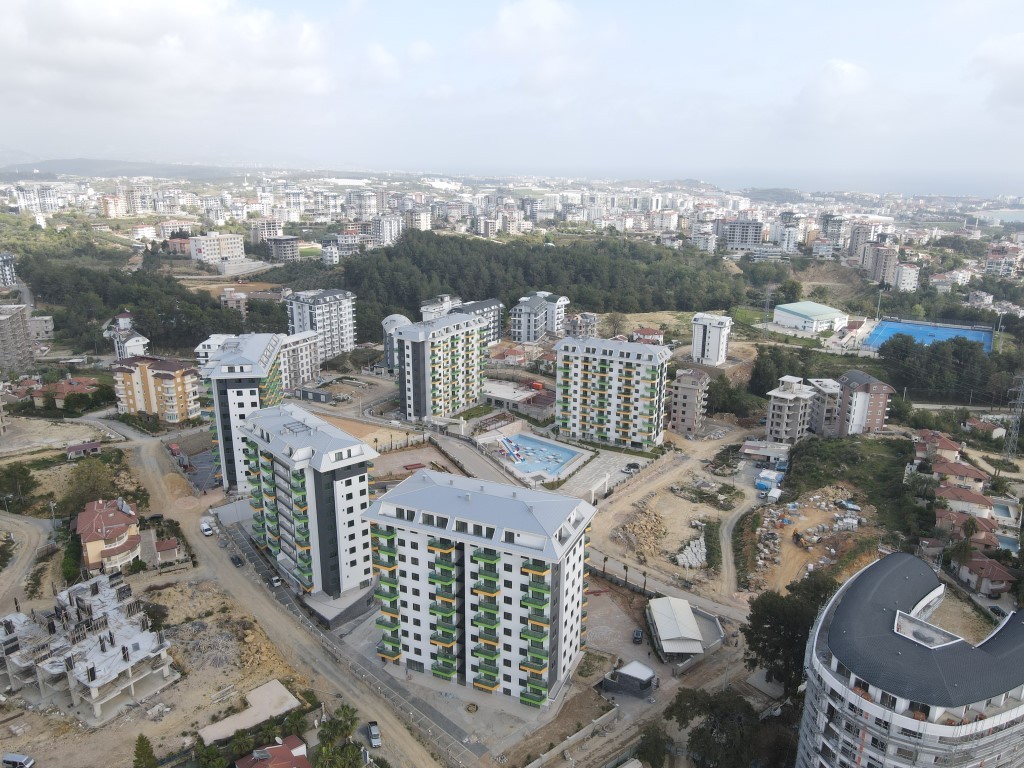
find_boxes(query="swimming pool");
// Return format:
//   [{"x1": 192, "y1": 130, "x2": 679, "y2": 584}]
[
  {"x1": 994, "y1": 503, "x2": 1013, "y2": 519},
  {"x1": 996, "y1": 533, "x2": 1020, "y2": 554},
  {"x1": 863, "y1": 320, "x2": 993, "y2": 352},
  {"x1": 498, "y1": 434, "x2": 582, "y2": 478}
]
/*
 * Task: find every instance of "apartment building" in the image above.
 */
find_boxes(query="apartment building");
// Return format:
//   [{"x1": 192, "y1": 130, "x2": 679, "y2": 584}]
[
  {"x1": 451, "y1": 299, "x2": 504, "y2": 346},
  {"x1": 0, "y1": 574, "x2": 177, "y2": 723},
  {"x1": 564, "y1": 312, "x2": 599, "y2": 339},
  {"x1": 690, "y1": 313, "x2": 733, "y2": 366},
  {"x1": 320, "y1": 232, "x2": 362, "y2": 265},
  {"x1": 0, "y1": 251, "x2": 16, "y2": 287},
  {"x1": 267, "y1": 235, "x2": 300, "y2": 263},
  {"x1": 554, "y1": 337, "x2": 671, "y2": 449},
  {"x1": 0, "y1": 304, "x2": 33, "y2": 374},
  {"x1": 278, "y1": 331, "x2": 320, "y2": 389},
  {"x1": 895, "y1": 263, "x2": 921, "y2": 292},
  {"x1": 724, "y1": 220, "x2": 764, "y2": 251},
  {"x1": 248, "y1": 218, "x2": 283, "y2": 243},
  {"x1": 200, "y1": 334, "x2": 286, "y2": 491},
  {"x1": 797, "y1": 553, "x2": 1024, "y2": 768},
  {"x1": 363, "y1": 470, "x2": 596, "y2": 707},
  {"x1": 872, "y1": 246, "x2": 900, "y2": 286},
  {"x1": 112, "y1": 356, "x2": 201, "y2": 424},
  {"x1": 105, "y1": 311, "x2": 150, "y2": 361},
  {"x1": 157, "y1": 220, "x2": 193, "y2": 239},
  {"x1": 382, "y1": 314, "x2": 413, "y2": 371},
  {"x1": 405, "y1": 209, "x2": 432, "y2": 231},
  {"x1": 510, "y1": 291, "x2": 570, "y2": 343},
  {"x1": 808, "y1": 378, "x2": 843, "y2": 438},
  {"x1": 766, "y1": 375, "x2": 817, "y2": 444},
  {"x1": 240, "y1": 405, "x2": 378, "y2": 597},
  {"x1": 372, "y1": 214, "x2": 405, "y2": 247},
  {"x1": 220, "y1": 287, "x2": 248, "y2": 318},
  {"x1": 421, "y1": 294, "x2": 462, "y2": 321},
  {"x1": 668, "y1": 368, "x2": 710, "y2": 435},
  {"x1": 837, "y1": 370, "x2": 895, "y2": 435},
  {"x1": 395, "y1": 314, "x2": 487, "y2": 421},
  {"x1": 189, "y1": 232, "x2": 246, "y2": 265},
  {"x1": 286, "y1": 289, "x2": 357, "y2": 364}
]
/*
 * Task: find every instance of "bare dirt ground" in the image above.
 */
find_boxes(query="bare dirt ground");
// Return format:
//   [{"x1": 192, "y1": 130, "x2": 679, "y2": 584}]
[
  {"x1": 0, "y1": 416, "x2": 107, "y2": 457},
  {"x1": 930, "y1": 587, "x2": 997, "y2": 645},
  {"x1": 370, "y1": 445, "x2": 461, "y2": 480},
  {"x1": 503, "y1": 687, "x2": 611, "y2": 767},
  {"x1": 187, "y1": 280, "x2": 283, "y2": 296},
  {"x1": 796, "y1": 262, "x2": 867, "y2": 302},
  {"x1": 3, "y1": 576, "x2": 303, "y2": 768},
  {"x1": 597, "y1": 311, "x2": 694, "y2": 340},
  {"x1": 313, "y1": 413, "x2": 413, "y2": 447}
]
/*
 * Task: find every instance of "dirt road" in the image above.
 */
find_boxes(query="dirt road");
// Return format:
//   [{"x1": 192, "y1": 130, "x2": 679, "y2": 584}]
[{"x1": 0, "y1": 511, "x2": 47, "y2": 608}]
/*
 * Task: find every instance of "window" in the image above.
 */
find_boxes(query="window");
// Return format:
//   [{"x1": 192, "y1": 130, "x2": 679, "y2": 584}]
[{"x1": 879, "y1": 692, "x2": 896, "y2": 710}]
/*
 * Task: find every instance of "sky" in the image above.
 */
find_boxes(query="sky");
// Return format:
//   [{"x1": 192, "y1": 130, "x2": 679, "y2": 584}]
[{"x1": 2, "y1": 0, "x2": 1024, "y2": 194}]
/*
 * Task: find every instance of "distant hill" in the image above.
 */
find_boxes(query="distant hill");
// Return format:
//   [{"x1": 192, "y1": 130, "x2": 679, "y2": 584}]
[{"x1": 0, "y1": 157, "x2": 244, "y2": 181}]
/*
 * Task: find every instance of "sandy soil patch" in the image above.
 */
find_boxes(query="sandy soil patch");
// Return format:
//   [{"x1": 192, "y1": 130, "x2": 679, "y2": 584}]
[
  {"x1": 930, "y1": 586, "x2": 997, "y2": 645},
  {"x1": 370, "y1": 445, "x2": 461, "y2": 481},
  {"x1": 502, "y1": 687, "x2": 613, "y2": 767},
  {"x1": 0, "y1": 416, "x2": 108, "y2": 457},
  {"x1": 3, "y1": 577, "x2": 303, "y2": 768},
  {"x1": 313, "y1": 413, "x2": 414, "y2": 448}
]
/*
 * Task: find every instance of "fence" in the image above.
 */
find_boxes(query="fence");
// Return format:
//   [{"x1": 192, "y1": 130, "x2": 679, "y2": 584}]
[{"x1": 522, "y1": 706, "x2": 620, "y2": 768}]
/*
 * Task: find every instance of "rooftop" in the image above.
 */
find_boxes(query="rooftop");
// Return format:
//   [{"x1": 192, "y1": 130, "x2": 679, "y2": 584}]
[
  {"x1": 774, "y1": 300, "x2": 848, "y2": 321},
  {"x1": 240, "y1": 404, "x2": 378, "y2": 473},
  {"x1": 392, "y1": 312, "x2": 486, "y2": 342},
  {"x1": 75, "y1": 498, "x2": 138, "y2": 544},
  {"x1": 553, "y1": 336, "x2": 671, "y2": 362},
  {"x1": 201, "y1": 334, "x2": 284, "y2": 379}
]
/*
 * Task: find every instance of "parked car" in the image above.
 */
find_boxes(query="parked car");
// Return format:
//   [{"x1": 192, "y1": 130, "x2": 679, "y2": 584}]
[
  {"x1": 269, "y1": 575, "x2": 283, "y2": 588},
  {"x1": 2, "y1": 754, "x2": 36, "y2": 768},
  {"x1": 632, "y1": 628, "x2": 644, "y2": 644},
  {"x1": 230, "y1": 554, "x2": 244, "y2": 568},
  {"x1": 147, "y1": 513, "x2": 165, "y2": 523},
  {"x1": 990, "y1": 605, "x2": 1008, "y2": 618},
  {"x1": 367, "y1": 721, "x2": 382, "y2": 748},
  {"x1": 200, "y1": 522, "x2": 214, "y2": 536}
]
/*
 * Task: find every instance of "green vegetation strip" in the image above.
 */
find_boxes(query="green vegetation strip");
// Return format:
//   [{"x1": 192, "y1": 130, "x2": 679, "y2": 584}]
[{"x1": 704, "y1": 520, "x2": 722, "y2": 571}]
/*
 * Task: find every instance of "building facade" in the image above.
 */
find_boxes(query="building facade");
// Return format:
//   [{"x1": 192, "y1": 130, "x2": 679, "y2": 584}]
[
  {"x1": 249, "y1": 218, "x2": 283, "y2": 243},
  {"x1": 278, "y1": 331, "x2": 320, "y2": 390},
  {"x1": 395, "y1": 314, "x2": 487, "y2": 421},
  {"x1": 510, "y1": 291, "x2": 570, "y2": 343},
  {"x1": 382, "y1": 314, "x2": 413, "y2": 372},
  {"x1": 773, "y1": 302, "x2": 849, "y2": 334},
  {"x1": 189, "y1": 232, "x2": 246, "y2": 265},
  {"x1": 112, "y1": 356, "x2": 201, "y2": 424},
  {"x1": 766, "y1": 375, "x2": 817, "y2": 444},
  {"x1": 838, "y1": 370, "x2": 895, "y2": 435},
  {"x1": 808, "y1": 378, "x2": 844, "y2": 438},
  {"x1": 285, "y1": 289, "x2": 357, "y2": 364},
  {"x1": 362, "y1": 470, "x2": 595, "y2": 707},
  {"x1": 75, "y1": 498, "x2": 142, "y2": 574},
  {"x1": 554, "y1": 337, "x2": 671, "y2": 449},
  {"x1": 105, "y1": 312, "x2": 150, "y2": 361},
  {"x1": 691, "y1": 313, "x2": 733, "y2": 366},
  {"x1": 797, "y1": 553, "x2": 1024, "y2": 768},
  {"x1": 421, "y1": 294, "x2": 462, "y2": 321},
  {"x1": 200, "y1": 334, "x2": 286, "y2": 491},
  {"x1": 668, "y1": 368, "x2": 710, "y2": 435},
  {"x1": 0, "y1": 304, "x2": 33, "y2": 373},
  {"x1": 895, "y1": 263, "x2": 921, "y2": 292},
  {"x1": 450, "y1": 299, "x2": 504, "y2": 346},
  {"x1": 0, "y1": 251, "x2": 17, "y2": 287},
  {"x1": 240, "y1": 405, "x2": 378, "y2": 596},
  {"x1": 266, "y1": 235, "x2": 301, "y2": 263},
  {"x1": 220, "y1": 287, "x2": 248, "y2": 318}
]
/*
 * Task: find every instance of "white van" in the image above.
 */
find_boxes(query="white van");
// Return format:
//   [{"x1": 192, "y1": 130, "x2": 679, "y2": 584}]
[{"x1": 3, "y1": 754, "x2": 36, "y2": 768}]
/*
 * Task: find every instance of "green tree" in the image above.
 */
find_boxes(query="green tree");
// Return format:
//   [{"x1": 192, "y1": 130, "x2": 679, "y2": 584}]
[
  {"x1": 635, "y1": 723, "x2": 668, "y2": 768},
  {"x1": 283, "y1": 710, "x2": 307, "y2": 738},
  {"x1": 748, "y1": 347, "x2": 779, "y2": 397},
  {"x1": 0, "y1": 462, "x2": 38, "y2": 500},
  {"x1": 741, "y1": 571, "x2": 838, "y2": 695},
  {"x1": 133, "y1": 734, "x2": 159, "y2": 768},
  {"x1": 604, "y1": 312, "x2": 628, "y2": 337},
  {"x1": 777, "y1": 279, "x2": 803, "y2": 304},
  {"x1": 59, "y1": 457, "x2": 116, "y2": 517},
  {"x1": 229, "y1": 730, "x2": 254, "y2": 758},
  {"x1": 318, "y1": 704, "x2": 358, "y2": 747},
  {"x1": 666, "y1": 689, "x2": 758, "y2": 768}
]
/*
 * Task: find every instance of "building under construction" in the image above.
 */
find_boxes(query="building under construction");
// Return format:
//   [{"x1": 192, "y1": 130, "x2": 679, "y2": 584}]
[{"x1": 0, "y1": 573, "x2": 178, "y2": 724}]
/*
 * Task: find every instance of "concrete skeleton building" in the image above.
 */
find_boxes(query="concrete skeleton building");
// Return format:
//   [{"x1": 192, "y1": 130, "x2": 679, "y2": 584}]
[
  {"x1": 0, "y1": 303, "x2": 33, "y2": 374},
  {"x1": 554, "y1": 337, "x2": 671, "y2": 449},
  {"x1": 267, "y1": 235, "x2": 301, "y2": 263},
  {"x1": 774, "y1": 370, "x2": 896, "y2": 443},
  {"x1": 189, "y1": 232, "x2": 246, "y2": 265},
  {"x1": 363, "y1": 470, "x2": 596, "y2": 707},
  {"x1": 112, "y1": 356, "x2": 201, "y2": 424},
  {"x1": 668, "y1": 368, "x2": 710, "y2": 436},
  {"x1": 690, "y1": 313, "x2": 733, "y2": 366},
  {"x1": 248, "y1": 218, "x2": 283, "y2": 243},
  {"x1": 564, "y1": 312, "x2": 599, "y2": 339},
  {"x1": 766, "y1": 375, "x2": 817, "y2": 444},
  {"x1": 0, "y1": 574, "x2": 177, "y2": 723},
  {"x1": 285, "y1": 289, "x2": 357, "y2": 365},
  {"x1": 240, "y1": 405, "x2": 378, "y2": 598},
  {"x1": 510, "y1": 291, "x2": 570, "y2": 344},
  {"x1": 797, "y1": 553, "x2": 1024, "y2": 768},
  {"x1": 395, "y1": 313, "x2": 487, "y2": 422}
]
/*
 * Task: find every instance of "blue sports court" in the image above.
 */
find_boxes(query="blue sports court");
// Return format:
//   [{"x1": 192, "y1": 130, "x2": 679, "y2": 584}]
[{"x1": 863, "y1": 319, "x2": 993, "y2": 352}]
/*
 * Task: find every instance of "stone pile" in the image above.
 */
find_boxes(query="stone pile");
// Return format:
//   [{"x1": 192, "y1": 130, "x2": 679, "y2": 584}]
[{"x1": 675, "y1": 534, "x2": 707, "y2": 568}]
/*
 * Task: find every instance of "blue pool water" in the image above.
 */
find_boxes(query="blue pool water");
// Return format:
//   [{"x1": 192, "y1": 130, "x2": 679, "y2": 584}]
[
  {"x1": 501, "y1": 434, "x2": 581, "y2": 477},
  {"x1": 996, "y1": 533, "x2": 1020, "y2": 554},
  {"x1": 994, "y1": 503, "x2": 1013, "y2": 519},
  {"x1": 863, "y1": 320, "x2": 993, "y2": 352}
]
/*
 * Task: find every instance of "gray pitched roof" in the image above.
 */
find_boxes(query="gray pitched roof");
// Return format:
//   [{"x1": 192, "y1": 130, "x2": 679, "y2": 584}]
[{"x1": 825, "y1": 553, "x2": 1024, "y2": 707}]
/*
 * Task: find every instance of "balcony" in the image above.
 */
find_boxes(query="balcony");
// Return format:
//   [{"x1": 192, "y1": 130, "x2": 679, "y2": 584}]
[
  {"x1": 519, "y1": 657, "x2": 548, "y2": 674},
  {"x1": 430, "y1": 661, "x2": 457, "y2": 679},
  {"x1": 476, "y1": 629, "x2": 500, "y2": 646},
  {"x1": 477, "y1": 599, "x2": 500, "y2": 614},
  {"x1": 473, "y1": 675, "x2": 500, "y2": 692},
  {"x1": 374, "y1": 543, "x2": 398, "y2": 557},
  {"x1": 429, "y1": 603, "x2": 456, "y2": 618},
  {"x1": 429, "y1": 632, "x2": 457, "y2": 648},
  {"x1": 373, "y1": 587, "x2": 399, "y2": 603},
  {"x1": 471, "y1": 613, "x2": 499, "y2": 630},
  {"x1": 433, "y1": 556, "x2": 457, "y2": 572},
  {"x1": 522, "y1": 561, "x2": 550, "y2": 577},
  {"x1": 527, "y1": 613, "x2": 549, "y2": 627},
  {"x1": 428, "y1": 538, "x2": 456, "y2": 554},
  {"x1": 371, "y1": 525, "x2": 396, "y2": 540},
  {"x1": 526, "y1": 645, "x2": 549, "y2": 660},
  {"x1": 520, "y1": 688, "x2": 547, "y2": 706},
  {"x1": 428, "y1": 572, "x2": 456, "y2": 587},
  {"x1": 380, "y1": 603, "x2": 400, "y2": 618},
  {"x1": 472, "y1": 582, "x2": 500, "y2": 597},
  {"x1": 472, "y1": 644, "x2": 500, "y2": 661},
  {"x1": 528, "y1": 579, "x2": 551, "y2": 594},
  {"x1": 520, "y1": 627, "x2": 548, "y2": 642},
  {"x1": 296, "y1": 571, "x2": 313, "y2": 590},
  {"x1": 376, "y1": 643, "x2": 401, "y2": 661},
  {"x1": 375, "y1": 616, "x2": 400, "y2": 631},
  {"x1": 432, "y1": 587, "x2": 458, "y2": 603},
  {"x1": 372, "y1": 556, "x2": 398, "y2": 572},
  {"x1": 520, "y1": 594, "x2": 550, "y2": 610},
  {"x1": 471, "y1": 548, "x2": 500, "y2": 565},
  {"x1": 525, "y1": 676, "x2": 548, "y2": 694},
  {"x1": 434, "y1": 619, "x2": 460, "y2": 634}
]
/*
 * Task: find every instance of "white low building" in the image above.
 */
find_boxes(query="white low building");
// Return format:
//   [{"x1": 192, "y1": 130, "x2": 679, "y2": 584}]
[{"x1": 773, "y1": 301, "x2": 849, "y2": 333}]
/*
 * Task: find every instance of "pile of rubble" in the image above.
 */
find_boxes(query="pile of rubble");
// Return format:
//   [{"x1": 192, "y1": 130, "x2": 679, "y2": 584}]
[{"x1": 611, "y1": 492, "x2": 666, "y2": 563}]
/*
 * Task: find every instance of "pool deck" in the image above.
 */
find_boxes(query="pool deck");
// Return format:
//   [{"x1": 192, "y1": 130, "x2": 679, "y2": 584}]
[{"x1": 480, "y1": 432, "x2": 592, "y2": 484}]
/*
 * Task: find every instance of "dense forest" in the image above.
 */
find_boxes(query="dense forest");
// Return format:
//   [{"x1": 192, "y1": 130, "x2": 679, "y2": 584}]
[{"x1": 262, "y1": 230, "x2": 749, "y2": 340}]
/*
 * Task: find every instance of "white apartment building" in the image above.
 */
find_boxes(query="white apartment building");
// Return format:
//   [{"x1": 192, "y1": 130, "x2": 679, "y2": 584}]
[
  {"x1": 249, "y1": 218, "x2": 283, "y2": 243},
  {"x1": 286, "y1": 289, "x2": 357, "y2": 364},
  {"x1": 554, "y1": 337, "x2": 671, "y2": 449},
  {"x1": 278, "y1": 331, "x2": 320, "y2": 389},
  {"x1": 157, "y1": 220, "x2": 193, "y2": 239},
  {"x1": 797, "y1": 553, "x2": 1024, "y2": 768},
  {"x1": 320, "y1": 233, "x2": 362, "y2": 265},
  {"x1": 724, "y1": 220, "x2": 764, "y2": 251},
  {"x1": 452, "y1": 299, "x2": 504, "y2": 346},
  {"x1": 895, "y1": 263, "x2": 921, "y2": 292},
  {"x1": 240, "y1": 404, "x2": 378, "y2": 597},
  {"x1": 200, "y1": 333, "x2": 287, "y2": 491},
  {"x1": 105, "y1": 312, "x2": 150, "y2": 361},
  {"x1": 395, "y1": 314, "x2": 487, "y2": 421},
  {"x1": 373, "y1": 214, "x2": 405, "y2": 247},
  {"x1": 382, "y1": 314, "x2": 413, "y2": 371},
  {"x1": 346, "y1": 189, "x2": 378, "y2": 220},
  {"x1": 0, "y1": 251, "x2": 17, "y2": 287},
  {"x1": 510, "y1": 291, "x2": 570, "y2": 343},
  {"x1": 363, "y1": 470, "x2": 596, "y2": 707},
  {"x1": 668, "y1": 368, "x2": 710, "y2": 436},
  {"x1": 405, "y1": 209, "x2": 432, "y2": 231},
  {"x1": 421, "y1": 294, "x2": 462, "y2": 321},
  {"x1": 189, "y1": 232, "x2": 246, "y2": 265},
  {"x1": 690, "y1": 230, "x2": 717, "y2": 253},
  {"x1": 766, "y1": 375, "x2": 817, "y2": 444},
  {"x1": 691, "y1": 313, "x2": 733, "y2": 366}
]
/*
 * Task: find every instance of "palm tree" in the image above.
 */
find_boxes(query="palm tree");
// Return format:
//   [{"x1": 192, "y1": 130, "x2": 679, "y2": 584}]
[
  {"x1": 229, "y1": 730, "x2": 254, "y2": 759},
  {"x1": 283, "y1": 710, "x2": 306, "y2": 738},
  {"x1": 962, "y1": 516, "x2": 979, "y2": 542},
  {"x1": 314, "y1": 744, "x2": 345, "y2": 768},
  {"x1": 330, "y1": 704, "x2": 359, "y2": 743}
]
